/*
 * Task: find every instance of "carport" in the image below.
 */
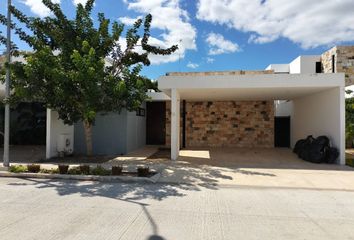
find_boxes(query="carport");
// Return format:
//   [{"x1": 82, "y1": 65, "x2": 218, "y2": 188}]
[{"x1": 158, "y1": 71, "x2": 345, "y2": 164}]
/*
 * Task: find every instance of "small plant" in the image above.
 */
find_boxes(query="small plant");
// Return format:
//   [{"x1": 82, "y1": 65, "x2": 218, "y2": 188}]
[
  {"x1": 79, "y1": 165, "x2": 90, "y2": 175},
  {"x1": 58, "y1": 165, "x2": 69, "y2": 174},
  {"x1": 27, "y1": 164, "x2": 41, "y2": 173},
  {"x1": 91, "y1": 166, "x2": 111, "y2": 176},
  {"x1": 68, "y1": 166, "x2": 82, "y2": 175},
  {"x1": 9, "y1": 165, "x2": 27, "y2": 173},
  {"x1": 112, "y1": 165, "x2": 123, "y2": 176},
  {"x1": 347, "y1": 158, "x2": 354, "y2": 168},
  {"x1": 39, "y1": 168, "x2": 59, "y2": 174},
  {"x1": 137, "y1": 166, "x2": 150, "y2": 177},
  {"x1": 39, "y1": 168, "x2": 51, "y2": 174}
]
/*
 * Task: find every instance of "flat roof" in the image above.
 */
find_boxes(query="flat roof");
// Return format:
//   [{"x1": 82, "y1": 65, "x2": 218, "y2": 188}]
[
  {"x1": 166, "y1": 70, "x2": 274, "y2": 76},
  {"x1": 158, "y1": 73, "x2": 345, "y2": 101}
]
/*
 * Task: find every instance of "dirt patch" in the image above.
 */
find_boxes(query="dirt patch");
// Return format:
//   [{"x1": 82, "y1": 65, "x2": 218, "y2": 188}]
[
  {"x1": 38, "y1": 155, "x2": 117, "y2": 164},
  {"x1": 346, "y1": 149, "x2": 354, "y2": 160},
  {"x1": 148, "y1": 148, "x2": 170, "y2": 160}
]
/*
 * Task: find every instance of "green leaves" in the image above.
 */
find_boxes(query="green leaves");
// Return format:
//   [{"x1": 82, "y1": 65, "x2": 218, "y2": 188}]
[
  {"x1": 346, "y1": 96, "x2": 354, "y2": 146},
  {"x1": 0, "y1": 0, "x2": 177, "y2": 153}
]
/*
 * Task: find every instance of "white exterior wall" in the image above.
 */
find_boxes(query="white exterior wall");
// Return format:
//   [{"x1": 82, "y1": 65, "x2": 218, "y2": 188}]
[
  {"x1": 147, "y1": 91, "x2": 171, "y2": 101},
  {"x1": 346, "y1": 86, "x2": 354, "y2": 98},
  {"x1": 289, "y1": 57, "x2": 301, "y2": 74},
  {"x1": 300, "y1": 56, "x2": 321, "y2": 74},
  {"x1": 266, "y1": 64, "x2": 290, "y2": 73},
  {"x1": 126, "y1": 104, "x2": 146, "y2": 153},
  {"x1": 275, "y1": 100, "x2": 293, "y2": 116},
  {"x1": 291, "y1": 87, "x2": 345, "y2": 164},
  {"x1": 46, "y1": 109, "x2": 74, "y2": 159},
  {"x1": 289, "y1": 56, "x2": 320, "y2": 74}
]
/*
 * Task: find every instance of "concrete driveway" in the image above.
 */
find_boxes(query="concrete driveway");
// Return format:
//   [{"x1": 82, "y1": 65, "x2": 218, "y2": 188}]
[
  {"x1": 108, "y1": 147, "x2": 354, "y2": 191},
  {"x1": 4, "y1": 146, "x2": 354, "y2": 192},
  {"x1": 1, "y1": 177, "x2": 354, "y2": 240}
]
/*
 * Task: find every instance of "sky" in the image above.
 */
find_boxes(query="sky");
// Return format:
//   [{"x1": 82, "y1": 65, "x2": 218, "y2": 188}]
[{"x1": 1, "y1": 0, "x2": 354, "y2": 80}]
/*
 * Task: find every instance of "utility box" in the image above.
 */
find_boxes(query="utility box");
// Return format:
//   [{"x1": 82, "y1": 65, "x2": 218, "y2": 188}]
[{"x1": 57, "y1": 133, "x2": 73, "y2": 156}]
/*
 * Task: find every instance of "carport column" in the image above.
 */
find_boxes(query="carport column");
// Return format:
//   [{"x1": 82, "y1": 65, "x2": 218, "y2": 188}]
[
  {"x1": 171, "y1": 88, "x2": 180, "y2": 160},
  {"x1": 46, "y1": 108, "x2": 52, "y2": 159},
  {"x1": 339, "y1": 87, "x2": 345, "y2": 165}
]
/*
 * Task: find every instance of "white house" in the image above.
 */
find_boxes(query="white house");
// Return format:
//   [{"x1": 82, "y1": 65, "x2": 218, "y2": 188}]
[
  {"x1": 2, "y1": 46, "x2": 353, "y2": 165},
  {"x1": 153, "y1": 46, "x2": 354, "y2": 164}
]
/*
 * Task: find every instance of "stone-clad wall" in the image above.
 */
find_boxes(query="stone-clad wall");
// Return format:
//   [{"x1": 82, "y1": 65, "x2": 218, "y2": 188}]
[
  {"x1": 165, "y1": 101, "x2": 274, "y2": 148},
  {"x1": 321, "y1": 46, "x2": 354, "y2": 86},
  {"x1": 321, "y1": 47, "x2": 336, "y2": 74}
]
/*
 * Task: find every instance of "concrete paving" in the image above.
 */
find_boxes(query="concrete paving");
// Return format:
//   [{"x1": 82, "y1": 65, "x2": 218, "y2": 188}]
[
  {"x1": 1, "y1": 177, "x2": 354, "y2": 240},
  {"x1": 106, "y1": 147, "x2": 354, "y2": 191}
]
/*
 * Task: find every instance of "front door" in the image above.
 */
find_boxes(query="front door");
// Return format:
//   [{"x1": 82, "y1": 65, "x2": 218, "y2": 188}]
[
  {"x1": 274, "y1": 116, "x2": 290, "y2": 147},
  {"x1": 146, "y1": 102, "x2": 166, "y2": 145}
]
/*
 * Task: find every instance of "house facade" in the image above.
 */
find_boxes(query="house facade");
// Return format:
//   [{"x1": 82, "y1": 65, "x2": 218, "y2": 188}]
[{"x1": 42, "y1": 46, "x2": 354, "y2": 164}]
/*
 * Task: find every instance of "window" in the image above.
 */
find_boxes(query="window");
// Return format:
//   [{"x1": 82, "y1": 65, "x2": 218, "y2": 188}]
[
  {"x1": 136, "y1": 107, "x2": 145, "y2": 117},
  {"x1": 332, "y1": 55, "x2": 335, "y2": 73},
  {"x1": 316, "y1": 62, "x2": 322, "y2": 73}
]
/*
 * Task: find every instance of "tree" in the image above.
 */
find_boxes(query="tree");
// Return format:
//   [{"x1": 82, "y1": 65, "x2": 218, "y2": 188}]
[
  {"x1": 0, "y1": 0, "x2": 177, "y2": 155},
  {"x1": 346, "y1": 90, "x2": 354, "y2": 148}
]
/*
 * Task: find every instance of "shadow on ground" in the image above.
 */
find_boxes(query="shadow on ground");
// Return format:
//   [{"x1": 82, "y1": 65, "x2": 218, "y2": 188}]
[
  {"x1": 7, "y1": 178, "x2": 186, "y2": 240},
  {"x1": 6, "y1": 147, "x2": 354, "y2": 240}
]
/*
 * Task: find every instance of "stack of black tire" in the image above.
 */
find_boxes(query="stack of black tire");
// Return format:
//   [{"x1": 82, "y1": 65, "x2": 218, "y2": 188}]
[{"x1": 293, "y1": 135, "x2": 339, "y2": 164}]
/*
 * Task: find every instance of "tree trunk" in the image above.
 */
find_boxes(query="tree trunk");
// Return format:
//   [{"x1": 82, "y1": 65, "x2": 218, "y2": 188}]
[{"x1": 83, "y1": 120, "x2": 93, "y2": 156}]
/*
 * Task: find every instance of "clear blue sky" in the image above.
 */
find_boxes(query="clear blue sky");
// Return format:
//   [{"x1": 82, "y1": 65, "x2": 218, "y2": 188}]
[{"x1": 1, "y1": 0, "x2": 354, "y2": 80}]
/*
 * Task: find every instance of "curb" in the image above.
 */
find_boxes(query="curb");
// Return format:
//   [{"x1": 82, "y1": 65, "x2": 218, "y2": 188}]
[{"x1": 0, "y1": 171, "x2": 161, "y2": 184}]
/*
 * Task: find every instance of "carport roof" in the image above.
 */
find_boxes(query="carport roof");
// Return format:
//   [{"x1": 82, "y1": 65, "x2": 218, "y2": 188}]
[{"x1": 157, "y1": 72, "x2": 345, "y2": 101}]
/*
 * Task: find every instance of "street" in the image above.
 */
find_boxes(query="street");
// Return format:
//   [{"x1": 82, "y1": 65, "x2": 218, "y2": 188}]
[{"x1": 1, "y1": 177, "x2": 354, "y2": 240}]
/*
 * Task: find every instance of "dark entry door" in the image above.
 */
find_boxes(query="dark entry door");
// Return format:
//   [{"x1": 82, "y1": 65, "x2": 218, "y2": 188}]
[
  {"x1": 274, "y1": 116, "x2": 290, "y2": 148},
  {"x1": 146, "y1": 102, "x2": 166, "y2": 145}
]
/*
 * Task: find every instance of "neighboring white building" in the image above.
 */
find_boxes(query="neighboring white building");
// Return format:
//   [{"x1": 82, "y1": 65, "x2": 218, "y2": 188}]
[{"x1": 268, "y1": 46, "x2": 354, "y2": 132}]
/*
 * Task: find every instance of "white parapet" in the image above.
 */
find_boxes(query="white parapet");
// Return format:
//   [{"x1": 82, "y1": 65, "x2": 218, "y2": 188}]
[{"x1": 146, "y1": 91, "x2": 171, "y2": 101}]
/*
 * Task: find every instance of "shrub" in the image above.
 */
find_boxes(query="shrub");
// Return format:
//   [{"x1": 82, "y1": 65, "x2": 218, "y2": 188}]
[
  {"x1": 68, "y1": 166, "x2": 82, "y2": 175},
  {"x1": 346, "y1": 96, "x2": 354, "y2": 148},
  {"x1": 9, "y1": 165, "x2": 27, "y2": 173},
  {"x1": 91, "y1": 166, "x2": 110, "y2": 176},
  {"x1": 39, "y1": 168, "x2": 51, "y2": 174},
  {"x1": 79, "y1": 165, "x2": 90, "y2": 175},
  {"x1": 58, "y1": 165, "x2": 69, "y2": 174},
  {"x1": 39, "y1": 168, "x2": 59, "y2": 174},
  {"x1": 347, "y1": 158, "x2": 354, "y2": 167},
  {"x1": 112, "y1": 166, "x2": 123, "y2": 176},
  {"x1": 137, "y1": 166, "x2": 150, "y2": 177},
  {"x1": 27, "y1": 164, "x2": 41, "y2": 173}
]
